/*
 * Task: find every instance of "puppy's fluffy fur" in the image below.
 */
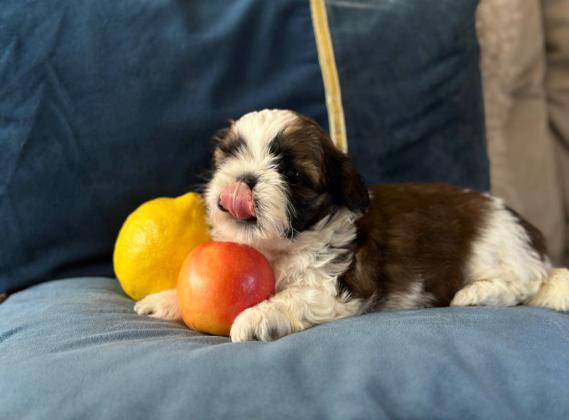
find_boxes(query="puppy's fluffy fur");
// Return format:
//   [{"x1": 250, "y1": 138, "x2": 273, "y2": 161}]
[{"x1": 135, "y1": 109, "x2": 569, "y2": 342}]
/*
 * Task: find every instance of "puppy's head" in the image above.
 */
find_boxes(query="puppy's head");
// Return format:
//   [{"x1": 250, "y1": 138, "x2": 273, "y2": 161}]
[{"x1": 205, "y1": 109, "x2": 369, "y2": 247}]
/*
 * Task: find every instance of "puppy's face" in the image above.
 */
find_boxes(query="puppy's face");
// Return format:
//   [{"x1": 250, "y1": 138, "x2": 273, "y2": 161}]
[{"x1": 205, "y1": 109, "x2": 369, "y2": 248}]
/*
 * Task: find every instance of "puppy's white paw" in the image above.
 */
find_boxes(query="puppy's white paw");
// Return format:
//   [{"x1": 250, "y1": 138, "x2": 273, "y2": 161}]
[
  {"x1": 451, "y1": 281, "x2": 518, "y2": 307},
  {"x1": 230, "y1": 304, "x2": 296, "y2": 343},
  {"x1": 527, "y1": 268, "x2": 569, "y2": 312},
  {"x1": 450, "y1": 287, "x2": 483, "y2": 307},
  {"x1": 134, "y1": 289, "x2": 182, "y2": 321}
]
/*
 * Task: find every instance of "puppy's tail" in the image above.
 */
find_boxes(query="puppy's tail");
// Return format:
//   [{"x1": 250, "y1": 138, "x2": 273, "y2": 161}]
[{"x1": 527, "y1": 268, "x2": 569, "y2": 312}]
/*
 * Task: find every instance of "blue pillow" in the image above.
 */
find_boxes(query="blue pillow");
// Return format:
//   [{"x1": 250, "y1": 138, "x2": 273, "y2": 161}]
[
  {"x1": 0, "y1": 0, "x2": 327, "y2": 292},
  {"x1": 327, "y1": 0, "x2": 488, "y2": 187},
  {"x1": 1, "y1": 277, "x2": 568, "y2": 419},
  {"x1": 0, "y1": 0, "x2": 487, "y2": 293}
]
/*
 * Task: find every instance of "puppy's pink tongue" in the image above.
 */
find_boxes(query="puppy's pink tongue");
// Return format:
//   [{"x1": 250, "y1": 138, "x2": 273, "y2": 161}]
[{"x1": 219, "y1": 182, "x2": 256, "y2": 220}]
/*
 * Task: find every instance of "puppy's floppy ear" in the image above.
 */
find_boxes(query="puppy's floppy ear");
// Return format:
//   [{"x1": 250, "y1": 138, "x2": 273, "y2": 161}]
[
  {"x1": 212, "y1": 128, "x2": 229, "y2": 144},
  {"x1": 212, "y1": 119, "x2": 236, "y2": 167},
  {"x1": 327, "y1": 147, "x2": 369, "y2": 213},
  {"x1": 212, "y1": 119, "x2": 235, "y2": 143},
  {"x1": 340, "y1": 155, "x2": 370, "y2": 212}
]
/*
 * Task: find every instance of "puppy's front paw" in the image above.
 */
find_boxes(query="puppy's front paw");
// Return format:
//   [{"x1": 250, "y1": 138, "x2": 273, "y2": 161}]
[
  {"x1": 134, "y1": 289, "x2": 182, "y2": 321},
  {"x1": 230, "y1": 304, "x2": 296, "y2": 343}
]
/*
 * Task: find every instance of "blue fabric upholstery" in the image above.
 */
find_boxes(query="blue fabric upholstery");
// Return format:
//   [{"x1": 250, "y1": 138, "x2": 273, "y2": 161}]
[
  {"x1": 0, "y1": 0, "x2": 488, "y2": 293},
  {"x1": 328, "y1": 0, "x2": 488, "y2": 188},
  {"x1": 1, "y1": 277, "x2": 568, "y2": 420},
  {"x1": 0, "y1": 0, "x2": 326, "y2": 293}
]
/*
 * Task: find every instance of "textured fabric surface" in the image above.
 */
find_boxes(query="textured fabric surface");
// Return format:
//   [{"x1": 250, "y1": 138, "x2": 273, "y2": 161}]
[
  {"x1": 0, "y1": 0, "x2": 327, "y2": 293},
  {"x1": 328, "y1": 0, "x2": 489, "y2": 190},
  {"x1": 476, "y1": 0, "x2": 567, "y2": 264},
  {"x1": 1, "y1": 277, "x2": 569, "y2": 420},
  {"x1": 544, "y1": 0, "x2": 569, "y2": 266},
  {"x1": 0, "y1": 0, "x2": 489, "y2": 293}
]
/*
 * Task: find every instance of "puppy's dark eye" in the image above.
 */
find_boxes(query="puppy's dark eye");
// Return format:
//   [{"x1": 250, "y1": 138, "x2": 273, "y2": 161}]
[{"x1": 284, "y1": 169, "x2": 304, "y2": 184}]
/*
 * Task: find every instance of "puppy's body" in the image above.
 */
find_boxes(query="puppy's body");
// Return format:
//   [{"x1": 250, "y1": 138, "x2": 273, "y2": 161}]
[
  {"x1": 343, "y1": 183, "x2": 548, "y2": 310},
  {"x1": 135, "y1": 109, "x2": 569, "y2": 341}
]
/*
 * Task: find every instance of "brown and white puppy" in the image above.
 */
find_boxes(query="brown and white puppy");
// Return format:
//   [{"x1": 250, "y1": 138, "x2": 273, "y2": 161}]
[{"x1": 135, "y1": 109, "x2": 569, "y2": 342}]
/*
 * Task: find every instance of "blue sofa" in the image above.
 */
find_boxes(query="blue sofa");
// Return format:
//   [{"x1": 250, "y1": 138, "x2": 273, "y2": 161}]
[
  {"x1": 3, "y1": 277, "x2": 569, "y2": 419},
  {"x1": 1, "y1": 1, "x2": 567, "y2": 419}
]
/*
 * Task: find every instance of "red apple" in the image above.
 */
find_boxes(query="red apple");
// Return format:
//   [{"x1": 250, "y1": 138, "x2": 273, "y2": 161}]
[{"x1": 177, "y1": 241, "x2": 275, "y2": 336}]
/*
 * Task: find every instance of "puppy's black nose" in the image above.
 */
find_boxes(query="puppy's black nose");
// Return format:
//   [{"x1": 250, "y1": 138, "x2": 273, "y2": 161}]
[{"x1": 237, "y1": 174, "x2": 258, "y2": 189}]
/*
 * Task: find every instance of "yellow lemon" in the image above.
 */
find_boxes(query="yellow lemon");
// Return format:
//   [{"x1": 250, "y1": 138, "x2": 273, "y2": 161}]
[{"x1": 113, "y1": 192, "x2": 211, "y2": 301}]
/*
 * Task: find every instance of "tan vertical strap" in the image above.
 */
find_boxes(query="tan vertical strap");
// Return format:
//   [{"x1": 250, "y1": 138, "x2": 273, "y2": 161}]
[{"x1": 310, "y1": 0, "x2": 348, "y2": 152}]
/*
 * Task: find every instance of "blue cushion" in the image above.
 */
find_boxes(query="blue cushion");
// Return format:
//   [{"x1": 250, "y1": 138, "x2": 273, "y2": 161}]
[
  {"x1": 1, "y1": 277, "x2": 568, "y2": 419},
  {"x1": 0, "y1": 0, "x2": 327, "y2": 293},
  {"x1": 328, "y1": 0, "x2": 488, "y2": 188},
  {"x1": 0, "y1": 0, "x2": 489, "y2": 293}
]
